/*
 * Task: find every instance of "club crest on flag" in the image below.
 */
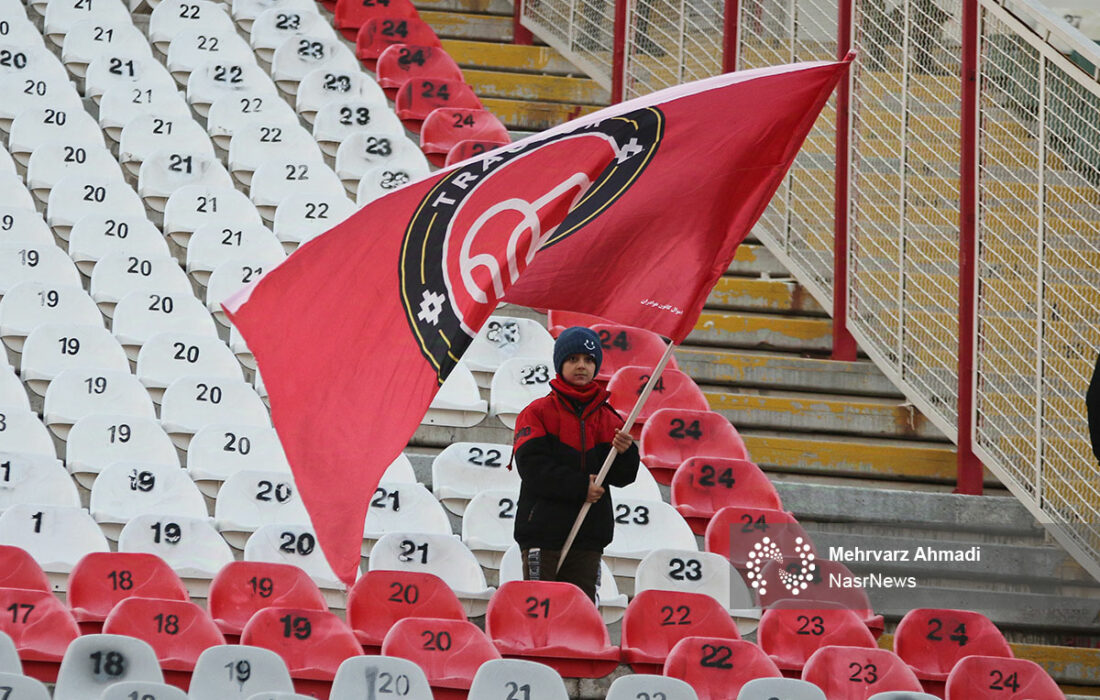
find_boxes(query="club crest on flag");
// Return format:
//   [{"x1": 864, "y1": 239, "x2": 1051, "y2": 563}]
[{"x1": 400, "y1": 107, "x2": 664, "y2": 383}]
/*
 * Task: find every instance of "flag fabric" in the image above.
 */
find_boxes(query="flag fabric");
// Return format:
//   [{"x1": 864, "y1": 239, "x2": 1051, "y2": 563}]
[{"x1": 224, "y1": 56, "x2": 853, "y2": 585}]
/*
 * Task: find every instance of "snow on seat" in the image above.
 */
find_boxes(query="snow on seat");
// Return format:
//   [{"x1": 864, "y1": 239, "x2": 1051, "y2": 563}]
[
  {"x1": 137, "y1": 332, "x2": 242, "y2": 403},
  {"x1": 801, "y1": 646, "x2": 924, "y2": 700},
  {"x1": 609, "y1": 370, "x2": 710, "y2": 442},
  {"x1": 346, "y1": 570, "x2": 466, "y2": 653},
  {"x1": 270, "y1": 32, "x2": 358, "y2": 96},
  {"x1": 162, "y1": 184, "x2": 263, "y2": 249},
  {"x1": 497, "y1": 543, "x2": 628, "y2": 625},
  {"x1": 605, "y1": 497, "x2": 697, "y2": 577},
  {"x1": 68, "y1": 214, "x2": 169, "y2": 277},
  {"x1": 0, "y1": 281, "x2": 102, "y2": 354},
  {"x1": 369, "y1": 532, "x2": 494, "y2": 616},
  {"x1": 45, "y1": 174, "x2": 145, "y2": 241},
  {"x1": 148, "y1": 0, "x2": 236, "y2": 56},
  {"x1": 335, "y1": 130, "x2": 425, "y2": 192},
  {"x1": 52, "y1": 634, "x2": 164, "y2": 700},
  {"x1": 331, "y1": 655, "x2": 435, "y2": 700},
  {"x1": 166, "y1": 26, "x2": 255, "y2": 85},
  {"x1": 0, "y1": 241, "x2": 81, "y2": 300},
  {"x1": 0, "y1": 409, "x2": 56, "y2": 459},
  {"x1": 313, "y1": 99, "x2": 403, "y2": 158},
  {"x1": 294, "y1": 66, "x2": 385, "y2": 124},
  {"x1": 334, "y1": 0, "x2": 416, "y2": 39},
  {"x1": 663, "y1": 637, "x2": 782, "y2": 700},
  {"x1": 249, "y1": 8, "x2": 335, "y2": 65},
  {"x1": 43, "y1": 368, "x2": 156, "y2": 439},
  {"x1": 430, "y1": 441, "x2": 517, "y2": 515},
  {"x1": 607, "y1": 674, "x2": 700, "y2": 700},
  {"x1": 214, "y1": 469, "x2": 307, "y2": 548},
  {"x1": 61, "y1": 18, "x2": 150, "y2": 78},
  {"x1": 0, "y1": 504, "x2": 110, "y2": 575},
  {"x1": 354, "y1": 15, "x2": 440, "y2": 72},
  {"x1": 634, "y1": 548, "x2": 758, "y2": 629},
  {"x1": 362, "y1": 480, "x2": 451, "y2": 555},
  {"x1": 240, "y1": 607, "x2": 362, "y2": 693},
  {"x1": 118, "y1": 514, "x2": 234, "y2": 581},
  {"x1": 419, "y1": 108, "x2": 508, "y2": 167},
  {"x1": 188, "y1": 644, "x2": 296, "y2": 700},
  {"x1": 394, "y1": 77, "x2": 481, "y2": 134},
  {"x1": 244, "y1": 523, "x2": 347, "y2": 590},
  {"x1": 20, "y1": 324, "x2": 129, "y2": 397},
  {"x1": 89, "y1": 462, "x2": 208, "y2": 539},
  {"x1": 207, "y1": 90, "x2": 299, "y2": 150},
  {"x1": 208, "y1": 561, "x2": 328, "y2": 640},
  {"x1": 273, "y1": 191, "x2": 356, "y2": 252},
  {"x1": 160, "y1": 375, "x2": 269, "y2": 449},
  {"x1": 354, "y1": 160, "x2": 429, "y2": 205},
  {"x1": 375, "y1": 43, "x2": 461, "y2": 100},
  {"x1": 0, "y1": 207, "x2": 53, "y2": 247},
  {"x1": 758, "y1": 603, "x2": 877, "y2": 678},
  {"x1": 381, "y1": 618, "x2": 499, "y2": 698},
  {"x1": 118, "y1": 112, "x2": 212, "y2": 178},
  {"x1": 228, "y1": 121, "x2": 322, "y2": 186},
  {"x1": 248, "y1": 156, "x2": 343, "y2": 222},
  {"x1": 671, "y1": 457, "x2": 781, "y2": 534},
  {"x1": 422, "y1": 361, "x2": 487, "y2": 428},
  {"x1": 66, "y1": 414, "x2": 178, "y2": 489},
  {"x1": 943, "y1": 655, "x2": 1062, "y2": 700},
  {"x1": 26, "y1": 140, "x2": 123, "y2": 204},
  {"x1": 186, "y1": 60, "x2": 279, "y2": 118},
  {"x1": 67, "y1": 552, "x2": 189, "y2": 634},
  {"x1": 489, "y1": 357, "x2": 552, "y2": 429},
  {"x1": 186, "y1": 221, "x2": 284, "y2": 285},
  {"x1": 0, "y1": 452, "x2": 79, "y2": 511},
  {"x1": 459, "y1": 489, "x2": 520, "y2": 569},
  {"x1": 186, "y1": 423, "x2": 289, "y2": 496},
  {"x1": 100, "y1": 681, "x2": 188, "y2": 699},
  {"x1": 894, "y1": 608, "x2": 1013, "y2": 694},
  {"x1": 137, "y1": 149, "x2": 234, "y2": 213},
  {"x1": 89, "y1": 252, "x2": 193, "y2": 318},
  {"x1": 469, "y1": 658, "x2": 569, "y2": 699},
  {"x1": 621, "y1": 590, "x2": 740, "y2": 675},
  {"x1": 84, "y1": 50, "x2": 178, "y2": 104},
  {"x1": 738, "y1": 678, "x2": 826, "y2": 699},
  {"x1": 111, "y1": 290, "x2": 219, "y2": 360}
]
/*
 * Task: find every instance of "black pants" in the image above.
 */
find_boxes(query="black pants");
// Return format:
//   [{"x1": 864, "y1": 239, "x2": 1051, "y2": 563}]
[{"x1": 521, "y1": 547, "x2": 601, "y2": 603}]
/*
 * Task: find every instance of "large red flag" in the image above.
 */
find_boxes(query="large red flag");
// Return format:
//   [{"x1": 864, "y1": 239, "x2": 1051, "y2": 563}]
[{"x1": 224, "y1": 57, "x2": 852, "y2": 585}]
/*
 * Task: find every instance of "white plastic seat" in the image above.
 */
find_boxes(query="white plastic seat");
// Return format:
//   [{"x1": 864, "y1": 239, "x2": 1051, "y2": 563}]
[
  {"x1": 0, "y1": 366, "x2": 28, "y2": 410},
  {"x1": 0, "y1": 14, "x2": 42, "y2": 48},
  {"x1": 606, "y1": 675, "x2": 699, "y2": 700},
  {"x1": 0, "y1": 70, "x2": 83, "y2": 134},
  {"x1": 43, "y1": 368, "x2": 157, "y2": 439},
  {"x1": 42, "y1": 0, "x2": 131, "y2": 48},
  {"x1": 186, "y1": 221, "x2": 284, "y2": 284},
  {"x1": 356, "y1": 161, "x2": 429, "y2": 205},
  {"x1": 0, "y1": 145, "x2": 13, "y2": 174},
  {"x1": 313, "y1": 102, "x2": 404, "y2": 158},
  {"x1": 25, "y1": 140, "x2": 122, "y2": 204},
  {"x1": 206, "y1": 90, "x2": 298, "y2": 150},
  {"x1": 9, "y1": 104, "x2": 105, "y2": 166},
  {"x1": 0, "y1": 452, "x2": 80, "y2": 510},
  {"x1": 228, "y1": 121, "x2": 322, "y2": 186},
  {"x1": 362, "y1": 480, "x2": 452, "y2": 555},
  {"x1": 459, "y1": 488, "x2": 519, "y2": 569},
  {"x1": 334, "y1": 130, "x2": 426, "y2": 190},
  {"x1": 90, "y1": 461, "x2": 208, "y2": 539},
  {"x1": 228, "y1": 323, "x2": 255, "y2": 369},
  {"x1": 464, "y1": 316, "x2": 556, "y2": 377},
  {"x1": 0, "y1": 206, "x2": 52, "y2": 245},
  {"x1": 243, "y1": 522, "x2": 346, "y2": 589},
  {"x1": 160, "y1": 375, "x2": 270, "y2": 449},
  {"x1": 66, "y1": 413, "x2": 179, "y2": 489},
  {"x1": 0, "y1": 673, "x2": 49, "y2": 700},
  {"x1": 118, "y1": 111, "x2": 211, "y2": 178},
  {"x1": 53, "y1": 634, "x2": 164, "y2": 700},
  {"x1": 609, "y1": 462, "x2": 663, "y2": 501},
  {"x1": 61, "y1": 18, "x2": 151, "y2": 78},
  {"x1": 162, "y1": 183, "x2": 262, "y2": 248},
  {"x1": 189, "y1": 645, "x2": 296, "y2": 700},
  {"x1": 0, "y1": 281, "x2": 102, "y2": 354},
  {"x1": 148, "y1": 0, "x2": 236, "y2": 55},
  {"x1": 249, "y1": 7, "x2": 332, "y2": 65},
  {"x1": 138, "y1": 149, "x2": 233, "y2": 212},
  {"x1": 98, "y1": 82, "x2": 192, "y2": 143},
  {"x1": 0, "y1": 503, "x2": 110, "y2": 574},
  {"x1": 498, "y1": 543, "x2": 627, "y2": 623},
  {"x1": 0, "y1": 175, "x2": 34, "y2": 212},
  {"x1": 272, "y1": 191, "x2": 356, "y2": 252},
  {"x1": 84, "y1": 50, "x2": 178, "y2": 104},
  {"x1": 89, "y1": 251, "x2": 194, "y2": 317},
  {"x1": 167, "y1": 26, "x2": 255, "y2": 85},
  {"x1": 271, "y1": 33, "x2": 358, "y2": 96},
  {"x1": 215, "y1": 469, "x2": 308, "y2": 548},
  {"x1": 330, "y1": 655, "x2": 434, "y2": 700},
  {"x1": 20, "y1": 323, "x2": 129, "y2": 396},
  {"x1": 111, "y1": 289, "x2": 219, "y2": 360},
  {"x1": 423, "y1": 362, "x2": 487, "y2": 428},
  {"x1": 634, "y1": 548, "x2": 755, "y2": 616},
  {"x1": 248, "y1": 157, "x2": 342, "y2": 222},
  {"x1": 737, "y1": 678, "x2": 827, "y2": 700},
  {"x1": 0, "y1": 408, "x2": 56, "y2": 458},
  {"x1": 186, "y1": 423, "x2": 289, "y2": 496},
  {"x1": 186, "y1": 60, "x2": 279, "y2": 117},
  {"x1": 368, "y1": 532, "x2": 494, "y2": 616},
  {"x1": 0, "y1": 44, "x2": 70, "y2": 99},
  {"x1": 604, "y1": 499, "x2": 698, "y2": 577},
  {"x1": 294, "y1": 66, "x2": 385, "y2": 124},
  {"x1": 205, "y1": 257, "x2": 282, "y2": 324},
  {"x1": 236, "y1": 0, "x2": 317, "y2": 33},
  {"x1": 68, "y1": 214, "x2": 169, "y2": 276},
  {"x1": 430, "y1": 441, "x2": 518, "y2": 515},
  {"x1": 489, "y1": 356, "x2": 552, "y2": 429},
  {"x1": 469, "y1": 659, "x2": 569, "y2": 700},
  {"x1": 118, "y1": 513, "x2": 234, "y2": 579},
  {"x1": 101, "y1": 681, "x2": 189, "y2": 700},
  {"x1": 137, "y1": 332, "x2": 242, "y2": 402},
  {"x1": 46, "y1": 174, "x2": 145, "y2": 241}
]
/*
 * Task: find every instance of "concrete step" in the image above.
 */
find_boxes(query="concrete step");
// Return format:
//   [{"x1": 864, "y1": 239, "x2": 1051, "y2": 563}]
[
  {"x1": 419, "y1": 9, "x2": 514, "y2": 41},
  {"x1": 462, "y1": 68, "x2": 608, "y2": 104},
  {"x1": 727, "y1": 242, "x2": 788, "y2": 276},
  {"x1": 707, "y1": 276, "x2": 827, "y2": 315},
  {"x1": 674, "y1": 348, "x2": 901, "y2": 397},
  {"x1": 441, "y1": 39, "x2": 585, "y2": 75},
  {"x1": 687, "y1": 310, "x2": 832, "y2": 354},
  {"x1": 415, "y1": 0, "x2": 513, "y2": 13},
  {"x1": 478, "y1": 96, "x2": 601, "y2": 130}
]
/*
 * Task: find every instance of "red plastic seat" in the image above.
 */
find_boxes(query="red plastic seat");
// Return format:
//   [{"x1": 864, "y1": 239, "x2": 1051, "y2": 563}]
[
  {"x1": 347, "y1": 570, "x2": 466, "y2": 653},
  {"x1": 944, "y1": 655, "x2": 1063, "y2": 700},
  {"x1": 355, "y1": 16, "x2": 441, "y2": 72},
  {"x1": 382, "y1": 617, "x2": 501, "y2": 699},
  {"x1": 68, "y1": 552, "x2": 189, "y2": 634},
  {"x1": 444, "y1": 139, "x2": 510, "y2": 166},
  {"x1": 758, "y1": 559, "x2": 884, "y2": 638},
  {"x1": 376, "y1": 44, "x2": 463, "y2": 99},
  {"x1": 102, "y1": 597, "x2": 225, "y2": 690},
  {"x1": 0, "y1": 546, "x2": 49, "y2": 592},
  {"x1": 671, "y1": 457, "x2": 780, "y2": 534},
  {"x1": 395, "y1": 78, "x2": 482, "y2": 134},
  {"x1": 758, "y1": 602, "x2": 877, "y2": 677},
  {"x1": 0, "y1": 587, "x2": 79, "y2": 682},
  {"x1": 546, "y1": 310, "x2": 609, "y2": 337},
  {"x1": 894, "y1": 608, "x2": 1013, "y2": 695},
  {"x1": 589, "y1": 324, "x2": 680, "y2": 384},
  {"x1": 208, "y1": 562, "x2": 328, "y2": 642},
  {"x1": 420, "y1": 108, "x2": 509, "y2": 166},
  {"x1": 241, "y1": 607, "x2": 363, "y2": 696},
  {"x1": 607, "y1": 367, "x2": 709, "y2": 439},
  {"x1": 662, "y1": 636, "x2": 782, "y2": 699},
  {"x1": 335, "y1": 0, "x2": 419, "y2": 40},
  {"x1": 621, "y1": 589, "x2": 740, "y2": 674},
  {"x1": 704, "y1": 505, "x2": 812, "y2": 573},
  {"x1": 640, "y1": 407, "x2": 748, "y2": 484},
  {"x1": 485, "y1": 580, "x2": 619, "y2": 678},
  {"x1": 801, "y1": 646, "x2": 924, "y2": 699}
]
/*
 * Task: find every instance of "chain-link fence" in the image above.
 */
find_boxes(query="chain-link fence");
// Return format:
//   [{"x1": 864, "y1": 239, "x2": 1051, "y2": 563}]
[{"x1": 520, "y1": 0, "x2": 617, "y2": 91}]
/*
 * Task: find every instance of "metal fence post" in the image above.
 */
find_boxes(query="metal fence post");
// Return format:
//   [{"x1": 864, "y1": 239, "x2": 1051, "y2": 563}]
[
  {"x1": 957, "y1": 0, "x2": 983, "y2": 495},
  {"x1": 722, "y1": 0, "x2": 738, "y2": 72},
  {"x1": 832, "y1": 0, "x2": 857, "y2": 362},
  {"x1": 611, "y1": 0, "x2": 627, "y2": 102},
  {"x1": 513, "y1": 0, "x2": 534, "y2": 44}
]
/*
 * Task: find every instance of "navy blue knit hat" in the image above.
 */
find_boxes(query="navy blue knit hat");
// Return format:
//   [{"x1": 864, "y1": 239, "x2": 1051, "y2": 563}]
[{"x1": 554, "y1": 326, "x2": 603, "y2": 376}]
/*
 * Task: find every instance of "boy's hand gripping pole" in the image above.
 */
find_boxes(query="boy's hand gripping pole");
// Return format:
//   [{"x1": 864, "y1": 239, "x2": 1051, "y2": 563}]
[{"x1": 554, "y1": 339, "x2": 677, "y2": 574}]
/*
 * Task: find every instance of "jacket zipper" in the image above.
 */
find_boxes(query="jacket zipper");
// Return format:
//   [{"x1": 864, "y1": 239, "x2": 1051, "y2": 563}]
[{"x1": 578, "y1": 405, "x2": 587, "y2": 471}]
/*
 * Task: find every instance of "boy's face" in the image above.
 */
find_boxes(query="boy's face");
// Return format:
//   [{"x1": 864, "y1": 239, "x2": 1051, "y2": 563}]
[{"x1": 561, "y1": 353, "x2": 597, "y2": 386}]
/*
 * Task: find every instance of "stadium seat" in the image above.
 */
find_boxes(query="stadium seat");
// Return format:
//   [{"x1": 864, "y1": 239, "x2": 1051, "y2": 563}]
[
  {"x1": 240, "y1": 607, "x2": 362, "y2": 694},
  {"x1": 488, "y1": 357, "x2": 552, "y2": 429},
  {"x1": 244, "y1": 524, "x2": 347, "y2": 590},
  {"x1": 355, "y1": 161, "x2": 430, "y2": 205},
  {"x1": 26, "y1": 141, "x2": 122, "y2": 204},
  {"x1": 422, "y1": 362, "x2": 488, "y2": 428},
  {"x1": 0, "y1": 176, "x2": 34, "y2": 213},
  {"x1": 112, "y1": 290, "x2": 219, "y2": 360},
  {"x1": 118, "y1": 113, "x2": 213, "y2": 178},
  {"x1": 137, "y1": 150, "x2": 234, "y2": 213},
  {"x1": 605, "y1": 498, "x2": 698, "y2": 577},
  {"x1": 117, "y1": 514, "x2": 235, "y2": 580},
  {"x1": 89, "y1": 462, "x2": 209, "y2": 539},
  {"x1": 61, "y1": 18, "x2": 151, "y2": 78},
  {"x1": 866, "y1": 694, "x2": 939, "y2": 700},
  {"x1": 42, "y1": 0, "x2": 131, "y2": 46},
  {"x1": 68, "y1": 214, "x2": 169, "y2": 277},
  {"x1": 102, "y1": 597, "x2": 226, "y2": 688},
  {"x1": 704, "y1": 505, "x2": 813, "y2": 573},
  {"x1": 0, "y1": 206, "x2": 53, "y2": 247},
  {"x1": 460, "y1": 488, "x2": 521, "y2": 568},
  {"x1": 606, "y1": 674, "x2": 700, "y2": 700},
  {"x1": 893, "y1": 608, "x2": 1013, "y2": 694},
  {"x1": 738, "y1": 677, "x2": 827, "y2": 699},
  {"x1": 186, "y1": 61, "x2": 279, "y2": 118},
  {"x1": 215, "y1": 470, "x2": 308, "y2": 548},
  {"x1": 330, "y1": 654, "x2": 434, "y2": 700},
  {"x1": 228, "y1": 122, "x2": 322, "y2": 185},
  {"x1": 19, "y1": 323, "x2": 130, "y2": 396},
  {"x1": 160, "y1": 375, "x2": 270, "y2": 449},
  {"x1": 469, "y1": 658, "x2": 569, "y2": 699},
  {"x1": 52, "y1": 634, "x2": 163, "y2": 699},
  {"x1": 671, "y1": 457, "x2": 782, "y2": 534},
  {"x1": 363, "y1": 481, "x2": 452, "y2": 555},
  {"x1": 346, "y1": 570, "x2": 465, "y2": 653},
  {"x1": 0, "y1": 241, "x2": 82, "y2": 300},
  {"x1": 757, "y1": 559, "x2": 884, "y2": 637},
  {"x1": 188, "y1": 644, "x2": 297, "y2": 700},
  {"x1": 587, "y1": 324, "x2": 677, "y2": 382},
  {"x1": 621, "y1": 589, "x2": 740, "y2": 674},
  {"x1": 248, "y1": 157, "x2": 343, "y2": 222},
  {"x1": 0, "y1": 586, "x2": 79, "y2": 682},
  {"x1": 66, "y1": 414, "x2": 179, "y2": 489},
  {"x1": 273, "y1": 192, "x2": 357, "y2": 251},
  {"x1": 431, "y1": 441, "x2": 519, "y2": 515},
  {"x1": 186, "y1": 221, "x2": 284, "y2": 285},
  {"x1": 420, "y1": 108, "x2": 508, "y2": 167},
  {"x1": 84, "y1": 51, "x2": 178, "y2": 104},
  {"x1": 355, "y1": 16, "x2": 441, "y2": 71},
  {"x1": 663, "y1": 636, "x2": 782, "y2": 700},
  {"x1": 758, "y1": 603, "x2": 878, "y2": 677},
  {"x1": 497, "y1": 544, "x2": 627, "y2": 624},
  {"x1": 395, "y1": 78, "x2": 481, "y2": 134},
  {"x1": 640, "y1": 407, "x2": 748, "y2": 484},
  {"x1": 375, "y1": 43, "x2": 461, "y2": 99},
  {"x1": 208, "y1": 561, "x2": 328, "y2": 640},
  {"x1": 368, "y1": 533, "x2": 494, "y2": 616},
  {"x1": 68, "y1": 552, "x2": 189, "y2": 634},
  {"x1": 98, "y1": 83, "x2": 194, "y2": 143},
  {"x1": 207, "y1": 91, "x2": 299, "y2": 150},
  {"x1": 634, "y1": 548, "x2": 759, "y2": 627},
  {"x1": 463, "y1": 316, "x2": 556, "y2": 381},
  {"x1": 187, "y1": 423, "x2": 290, "y2": 496},
  {"x1": 294, "y1": 67, "x2": 386, "y2": 124},
  {"x1": 238, "y1": 0, "x2": 319, "y2": 38},
  {"x1": 334, "y1": 0, "x2": 416, "y2": 38},
  {"x1": 0, "y1": 281, "x2": 102, "y2": 353},
  {"x1": 382, "y1": 453, "x2": 419, "y2": 483},
  {"x1": 381, "y1": 617, "x2": 500, "y2": 699},
  {"x1": 801, "y1": 646, "x2": 924, "y2": 699},
  {"x1": 608, "y1": 368, "x2": 710, "y2": 439},
  {"x1": 443, "y1": 138, "x2": 509, "y2": 166},
  {"x1": 100, "y1": 681, "x2": 189, "y2": 699},
  {"x1": 270, "y1": 33, "x2": 359, "y2": 95},
  {"x1": 206, "y1": 257, "x2": 281, "y2": 323},
  {"x1": 137, "y1": 332, "x2": 242, "y2": 403},
  {"x1": 313, "y1": 99, "x2": 405, "y2": 158},
  {"x1": 9, "y1": 104, "x2": 105, "y2": 167},
  {"x1": 43, "y1": 368, "x2": 156, "y2": 439},
  {"x1": 0, "y1": 545, "x2": 50, "y2": 592},
  {"x1": 251, "y1": 10, "x2": 337, "y2": 66},
  {"x1": 0, "y1": 409, "x2": 56, "y2": 459},
  {"x1": 943, "y1": 655, "x2": 1062, "y2": 699},
  {"x1": 148, "y1": 0, "x2": 236, "y2": 55},
  {"x1": 0, "y1": 367, "x2": 26, "y2": 409},
  {"x1": 162, "y1": 184, "x2": 263, "y2": 249},
  {"x1": 167, "y1": 27, "x2": 255, "y2": 84},
  {"x1": 334, "y1": 131, "x2": 426, "y2": 192},
  {"x1": 90, "y1": 251, "x2": 194, "y2": 317},
  {"x1": 0, "y1": 672, "x2": 49, "y2": 699},
  {"x1": 0, "y1": 452, "x2": 79, "y2": 510}
]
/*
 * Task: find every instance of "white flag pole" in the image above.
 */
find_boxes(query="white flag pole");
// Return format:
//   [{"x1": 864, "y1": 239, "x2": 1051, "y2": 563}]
[{"x1": 554, "y1": 339, "x2": 678, "y2": 574}]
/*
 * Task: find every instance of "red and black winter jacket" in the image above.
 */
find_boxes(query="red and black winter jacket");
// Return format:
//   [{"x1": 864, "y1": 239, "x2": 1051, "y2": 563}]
[{"x1": 512, "y1": 377, "x2": 640, "y2": 551}]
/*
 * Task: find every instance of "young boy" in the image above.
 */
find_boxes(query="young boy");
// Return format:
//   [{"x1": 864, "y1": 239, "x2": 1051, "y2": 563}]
[{"x1": 511, "y1": 326, "x2": 640, "y2": 602}]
